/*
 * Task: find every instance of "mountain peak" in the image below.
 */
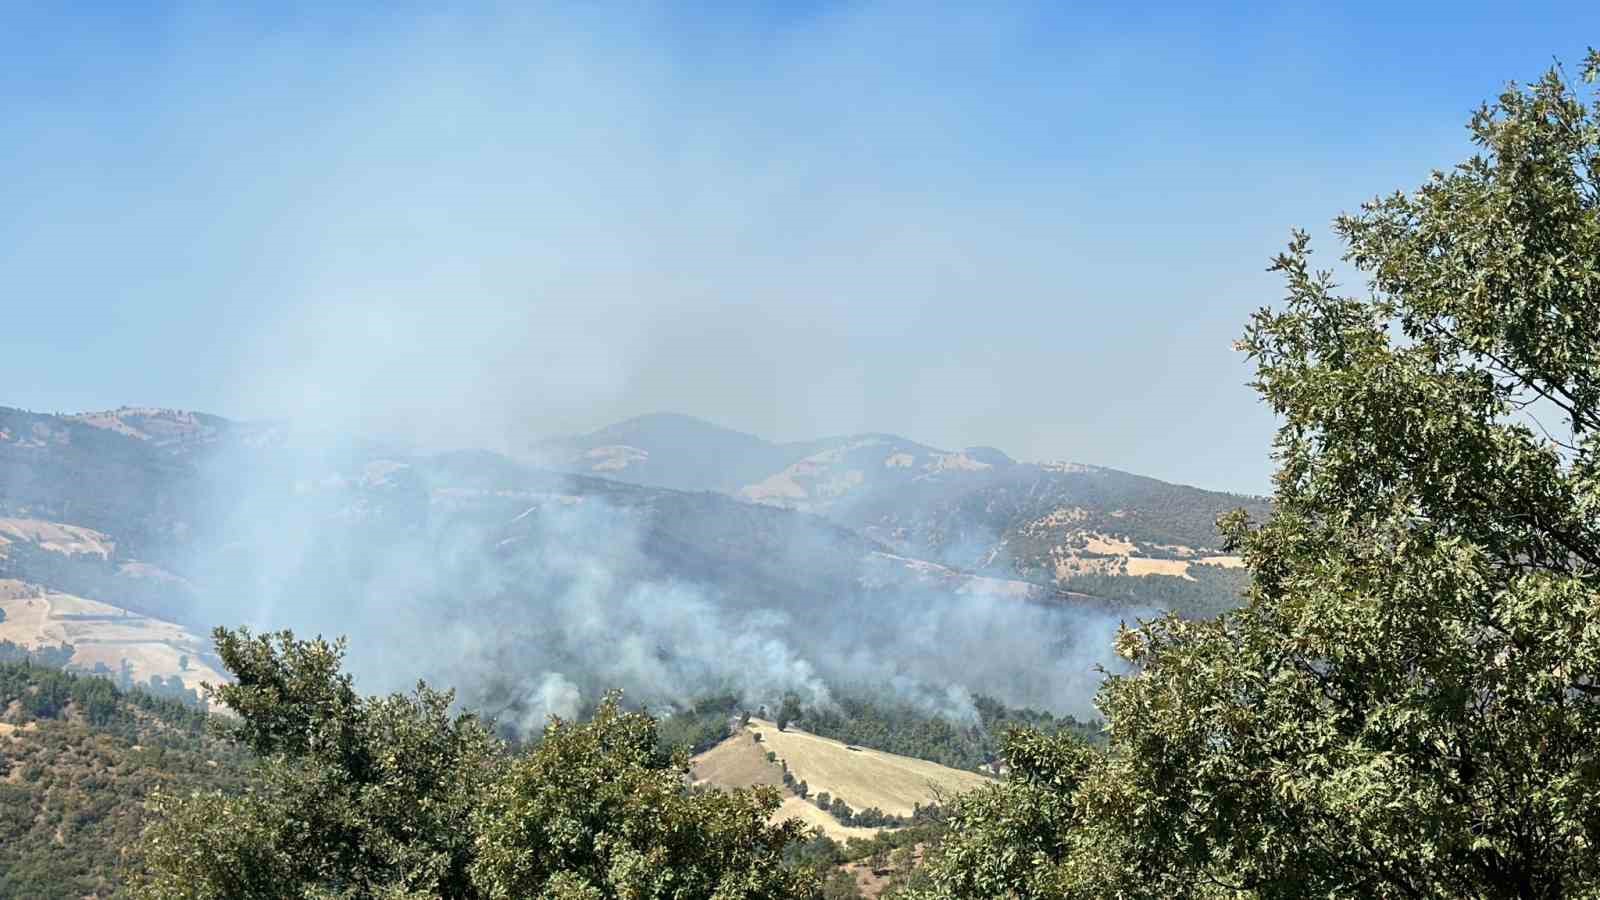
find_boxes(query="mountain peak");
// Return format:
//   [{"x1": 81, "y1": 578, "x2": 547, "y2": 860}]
[
  {"x1": 959, "y1": 446, "x2": 1015, "y2": 467},
  {"x1": 587, "y1": 412, "x2": 771, "y2": 447},
  {"x1": 533, "y1": 413, "x2": 784, "y2": 492}
]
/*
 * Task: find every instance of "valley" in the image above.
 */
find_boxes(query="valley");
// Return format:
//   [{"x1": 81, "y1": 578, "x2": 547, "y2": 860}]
[
  {"x1": 0, "y1": 405, "x2": 1265, "y2": 722},
  {"x1": 0, "y1": 403, "x2": 1261, "y2": 897}
]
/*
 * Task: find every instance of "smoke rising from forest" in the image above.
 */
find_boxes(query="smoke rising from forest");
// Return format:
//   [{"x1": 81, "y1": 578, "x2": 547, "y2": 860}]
[
  {"x1": 184, "y1": 448, "x2": 1131, "y2": 731},
  {"x1": 62, "y1": 5, "x2": 1168, "y2": 730}
]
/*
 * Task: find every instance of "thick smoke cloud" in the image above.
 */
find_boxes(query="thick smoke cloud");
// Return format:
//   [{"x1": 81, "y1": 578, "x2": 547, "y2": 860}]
[
  {"x1": 72, "y1": 6, "x2": 1148, "y2": 727},
  {"x1": 186, "y1": 446, "x2": 1130, "y2": 729}
]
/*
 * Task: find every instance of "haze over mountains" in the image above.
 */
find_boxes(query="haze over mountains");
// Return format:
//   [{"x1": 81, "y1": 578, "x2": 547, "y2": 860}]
[
  {"x1": 538, "y1": 412, "x2": 1267, "y2": 583},
  {"x1": 0, "y1": 404, "x2": 1266, "y2": 728}
]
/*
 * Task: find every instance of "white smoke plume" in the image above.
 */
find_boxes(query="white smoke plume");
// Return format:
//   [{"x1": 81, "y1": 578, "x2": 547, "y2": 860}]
[{"x1": 180, "y1": 448, "x2": 1130, "y2": 733}]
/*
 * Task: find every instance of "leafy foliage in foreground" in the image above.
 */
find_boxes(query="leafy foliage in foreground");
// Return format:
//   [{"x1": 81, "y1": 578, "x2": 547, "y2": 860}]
[
  {"x1": 135, "y1": 627, "x2": 496, "y2": 899},
  {"x1": 133, "y1": 627, "x2": 820, "y2": 900},
  {"x1": 908, "y1": 50, "x2": 1600, "y2": 900},
  {"x1": 474, "y1": 699, "x2": 812, "y2": 900},
  {"x1": 783, "y1": 826, "x2": 947, "y2": 900}
]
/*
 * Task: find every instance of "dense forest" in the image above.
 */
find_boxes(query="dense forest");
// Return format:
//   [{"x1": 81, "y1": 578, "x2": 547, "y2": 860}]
[
  {"x1": 1062, "y1": 564, "x2": 1250, "y2": 620},
  {"x1": 652, "y1": 691, "x2": 744, "y2": 755},
  {"x1": 651, "y1": 688, "x2": 1102, "y2": 774},
  {"x1": 791, "y1": 692, "x2": 1102, "y2": 772},
  {"x1": 0, "y1": 652, "x2": 247, "y2": 900}
]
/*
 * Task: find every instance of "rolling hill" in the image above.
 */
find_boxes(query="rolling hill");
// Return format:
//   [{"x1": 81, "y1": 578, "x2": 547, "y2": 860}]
[
  {"x1": 530, "y1": 412, "x2": 799, "y2": 494},
  {"x1": 744, "y1": 718, "x2": 991, "y2": 818},
  {"x1": 537, "y1": 412, "x2": 1269, "y2": 596},
  {"x1": 690, "y1": 721, "x2": 988, "y2": 842},
  {"x1": 0, "y1": 405, "x2": 1113, "y2": 720},
  {"x1": 0, "y1": 579, "x2": 225, "y2": 694}
]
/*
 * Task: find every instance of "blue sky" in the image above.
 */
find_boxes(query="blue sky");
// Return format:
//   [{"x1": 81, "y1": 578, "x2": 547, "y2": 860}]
[{"x1": 1, "y1": 2, "x2": 1594, "y2": 493}]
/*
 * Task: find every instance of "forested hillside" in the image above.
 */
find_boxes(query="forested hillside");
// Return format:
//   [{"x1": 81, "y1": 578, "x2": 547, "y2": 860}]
[
  {"x1": 791, "y1": 693, "x2": 1102, "y2": 772},
  {"x1": 1061, "y1": 564, "x2": 1250, "y2": 620},
  {"x1": 538, "y1": 411, "x2": 1272, "y2": 604},
  {"x1": 0, "y1": 645, "x2": 247, "y2": 899}
]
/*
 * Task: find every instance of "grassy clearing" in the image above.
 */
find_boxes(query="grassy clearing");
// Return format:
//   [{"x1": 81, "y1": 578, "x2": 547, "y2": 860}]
[
  {"x1": 689, "y1": 731, "x2": 784, "y2": 791},
  {"x1": 691, "y1": 730, "x2": 882, "y2": 841},
  {"x1": 0, "y1": 585, "x2": 224, "y2": 689},
  {"x1": 772, "y1": 796, "x2": 882, "y2": 842},
  {"x1": 745, "y1": 719, "x2": 991, "y2": 818}
]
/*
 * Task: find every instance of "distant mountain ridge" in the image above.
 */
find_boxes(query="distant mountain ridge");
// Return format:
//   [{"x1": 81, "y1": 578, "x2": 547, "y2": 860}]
[
  {"x1": 532, "y1": 413, "x2": 1023, "y2": 502},
  {"x1": 535, "y1": 412, "x2": 1269, "y2": 590},
  {"x1": 0, "y1": 403, "x2": 1266, "y2": 729},
  {"x1": 530, "y1": 412, "x2": 790, "y2": 493},
  {"x1": 1, "y1": 405, "x2": 1104, "y2": 708},
  {"x1": 6, "y1": 406, "x2": 1268, "y2": 594}
]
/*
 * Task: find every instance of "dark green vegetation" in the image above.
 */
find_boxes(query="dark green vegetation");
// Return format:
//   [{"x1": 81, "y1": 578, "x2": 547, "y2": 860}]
[
  {"x1": 6, "y1": 627, "x2": 1000, "y2": 899},
  {"x1": 0, "y1": 637, "x2": 75, "y2": 667},
  {"x1": 9, "y1": 634, "x2": 992, "y2": 899},
  {"x1": 0, "y1": 656, "x2": 247, "y2": 900},
  {"x1": 133, "y1": 627, "x2": 817, "y2": 900},
  {"x1": 785, "y1": 826, "x2": 948, "y2": 899},
  {"x1": 792, "y1": 693, "x2": 1101, "y2": 773},
  {"x1": 653, "y1": 691, "x2": 743, "y2": 755},
  {"x1": 0, "y1": 634, "x2": 208, "y2": 711},
  {"x1": 799, "y1": 790, "x2": 882, "y2": 830},
  {"x1": 905, "y1": 52, "x2": 1600, "y2": 899},
  {"x1": 1061, "y1": 564, "x2": 1250, "y2": 619},
  {"x1": 0, "y1": 656, "x2": 207, "y2": 732}
]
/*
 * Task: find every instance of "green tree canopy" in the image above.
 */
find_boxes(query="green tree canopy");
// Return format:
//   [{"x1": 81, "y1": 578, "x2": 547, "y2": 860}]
[
  {"x1": 134, "y1": 627, "x2": 819, "y2": 900},
  {"x1": 776, "y1": 693, "x2": 803, "y2": 733},
  {"x1": 911, "y1": 50, "x2": 1600, "y2": 900},
  {"x1": 135, "y1": 627, "x2": 500, "y2": 900},
  {"x1": 472, "y1": 698, "x2": 811, "y2": 899}
]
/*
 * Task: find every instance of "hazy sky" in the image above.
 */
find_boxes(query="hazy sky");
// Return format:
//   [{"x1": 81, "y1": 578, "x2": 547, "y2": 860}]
[{"x1": 3, "y1": 3, "x2": 1593, "y2": 494}]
